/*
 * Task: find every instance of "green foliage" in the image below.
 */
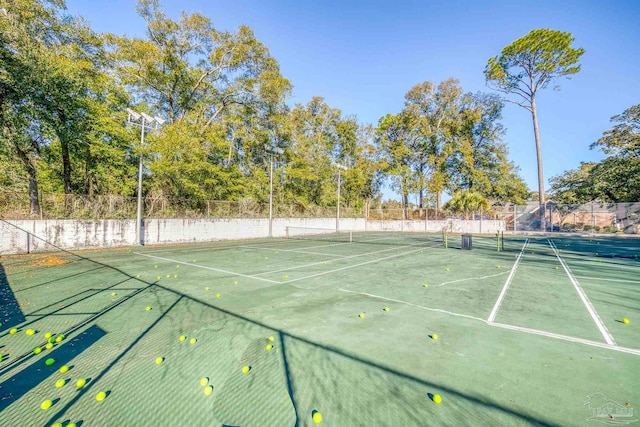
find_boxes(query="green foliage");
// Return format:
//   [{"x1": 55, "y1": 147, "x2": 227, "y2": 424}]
[
  {"x1": 551, "y1": 104, "x2": 640, "y2": 203},
  {"x1": 443, "y1": 191, "x2": 490, "y2": 219},
  {"x1": 485, "y1": 29, "x2": 584, "y2": 209},
  {"x1": 485, "y1": 29, "x2": 585, "y2": 108},
  {"x1": 590, "y1": 104, "x2": 640, "y2": 157}
]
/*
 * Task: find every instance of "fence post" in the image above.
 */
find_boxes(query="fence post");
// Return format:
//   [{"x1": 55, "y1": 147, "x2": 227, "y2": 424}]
[
  {"x1": 591, "y1": 202, "x2": 595, "y2": 232},
  {"x1": 26, "y1": 231, "x2": 30, "y2": 254},
  {"x1": 479, "y1": 208, "x2": 482, "y2": 234},
  {"x1": 513, "y1": 204, "x2": 517, "y2": 232}
]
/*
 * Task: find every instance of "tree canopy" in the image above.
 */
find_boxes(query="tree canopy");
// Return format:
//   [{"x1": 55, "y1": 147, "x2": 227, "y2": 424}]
[{"x1": 1, "y1": 0, "x2": 536, "y2": 219}]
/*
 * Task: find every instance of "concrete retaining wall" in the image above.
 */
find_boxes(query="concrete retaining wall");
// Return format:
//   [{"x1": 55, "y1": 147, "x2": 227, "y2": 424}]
[{"x1": 1, "y1": 217, "x2": 503, "y2": 254}]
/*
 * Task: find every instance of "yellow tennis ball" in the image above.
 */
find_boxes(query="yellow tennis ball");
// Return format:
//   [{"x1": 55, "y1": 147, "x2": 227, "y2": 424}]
[
  {"x1": 433, "y1": 394, "x2": 442, "y2": 404},
  {"x1": 111, "y1": 291, "x2": 117, "y2": 296},
  {"x1": 174, "y1": 275, "x2": 178, "y2": 278},
  {"x1": 40, "y1": 399, "x2": 52, "y2": 410},
  {"x1": 96, "y1": 391, "x2": 107, "y2": 401},
  {"x1": 555, "y1": 266, "x2": 559, "y2": 270},
  {"x1": 216, "y1": 293, "x2": 221, "y2": 298},
  {"x1": 9, "y1": 328, "x2": 17, "y2": 334},
  {"x1": 45, "y1": 343, "x2": 53, "y2": 350},
  {"x1": 312, "y1": 410, "x2": 323, "y2": 423},
  {"x1": 145, "y1": 306, "x2": 152, "y2": 311},
  {"x1": 155, "y1": 265, "x2": 158, "y2": 268},
  {"x1": 205, "y1": 287, "x2": 210, "y2": 291},
  {"x1": 76, "y1": 378, "x2": 86, "y2": 388},
  {"x1": 68, "y1": 423, "x2": 77, "y2": 427},
  {"x1": 200, "y1": 377, "x2": 208, "y2": 386},
  {"x1": 423, "y1": 284, "x2": 429, "y2": 288},
  {"x1": 166, "y1": 274, "x2": 170, "y2": 278},
  {"x1": 155, "y1": 357, "x2": 164, "y2": 364},
  {"x1": 176, "y1": 265, "x2": 180, "y2": 268},
  {"x1": 284, "y1": 275, "x2": 289, "y2": 279},
  {"x1": 55, "y1": 334, "x2": 64, "y2": 343},
  {"x1": 623, "y1": 318, "x2": 630, "y2": 324},
  {"x1": 55, "y1": 379, "x2": 65, "y2": 388},
  {"x1": 59, "y1": 365, "x2": 69, "y2": 373},
  {"x1": 179, "y1": 335, "x2": 186, "y2": 341},
  {"x1": 383, "y1": 307, "x2": 390, "y2": 312},
  {"x1": 234, "y1": 281, "x2": 238, "y2": 285},
  {"x1": 431, "y1": 334, "x2": 439, "y2": 340},
  {"x1": 268, "y1": 336, "x2": 275, "y2": 342},
  {"x1": 157, "y1": 276, "x2": 161, "y2": 280},
  {"x1": 52, "y1": 423, "x2": 63, "y2": 427},
  {"x1": 33, "y1": 347, "x2": 42, "y2": 354},
  {"x1": 358, "y1": 313, "x2": 365, "y2": 319},
  {"x1": 26, "y1": 328, "x2": 35, "y2": 336},
  {"x1": 242, "y1": 365, "x2": 250, "y2": 373},
  {"x1": 266, "y1": 344, "x2": 273, "y2": 351},
  {"x1": 204, "y1": 385, "x2": 213, "y2": 395},
  {"x1": 190, "y1": 338, "x2": 197, "y2": 344},
  {"x1": 44, "y1": 332, "x2": 52, "y2": 339},
  {"x1": 496, "y1": 265, "x2": 500, "y2": 269}
]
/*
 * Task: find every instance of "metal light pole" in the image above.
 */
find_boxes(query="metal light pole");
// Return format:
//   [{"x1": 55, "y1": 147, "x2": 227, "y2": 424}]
[
  {"x1": 266, "y1": 145, "x2": 284, "y2": 237},
  {"x1": 127, "y1": 109, "x2": 165, "y2": 245},
  {"x1": 334, "y1": 162, "x2": 347, "y2": 231}
]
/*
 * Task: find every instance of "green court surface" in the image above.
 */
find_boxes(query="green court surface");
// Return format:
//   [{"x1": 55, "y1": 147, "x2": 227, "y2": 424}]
[{"x1": 1, "y1": 232, "x2": 639, "y2": 426}]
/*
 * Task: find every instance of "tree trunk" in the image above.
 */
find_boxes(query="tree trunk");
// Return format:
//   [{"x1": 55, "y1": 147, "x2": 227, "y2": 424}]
[
  {"x1": 14, "y1": 144, "x2": 41, "y2": 217},
  {"x1": 531, "y1": 97, "x2": 545, "y2": 229}
]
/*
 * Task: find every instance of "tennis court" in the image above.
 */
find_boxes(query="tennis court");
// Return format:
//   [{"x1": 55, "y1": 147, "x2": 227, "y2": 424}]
[{"x1": 1, "y1": 229, "x2": 639, "y2": 426}]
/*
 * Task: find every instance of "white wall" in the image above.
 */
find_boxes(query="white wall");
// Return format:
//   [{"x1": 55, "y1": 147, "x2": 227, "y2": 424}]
[{"x1": 0, "y1": 217, "x2": 501, "y2": 254}]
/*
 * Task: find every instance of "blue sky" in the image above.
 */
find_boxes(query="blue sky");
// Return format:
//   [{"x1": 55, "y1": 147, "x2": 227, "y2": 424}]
[{"x1": 65, "y1": 0, "x2": 640, "y2": 202}]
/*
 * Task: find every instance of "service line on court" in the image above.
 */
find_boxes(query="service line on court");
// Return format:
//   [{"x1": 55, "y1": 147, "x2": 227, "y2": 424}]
[
  {"x1": 548, "y1": 239, "x2": 616, "y2": 346},
  {"x1": 253, "y1": 243, "x2": 437, "y2": 277},
  {"x1": 490, "y1": 322, "x2": 640, "y2": 356},
  {"x1": 338, "y1": 289, "x2": 487, "y2": 322},
  {"x1": 133, "y1": 252, "x2": 282, "y2": 284},
  {"x1": 237, "y1": 245, "x2": 348, "y2": 258},
  {"x1": 487, "y1": 239, "x2": 530, "y2": 323},
  {"x1": 340, "y1": 289, "x2": 640, "y2": 357},
  {"x1": 282, "y1": 246, "x2": 427, "y2": 284},
  {"x1": 575, "y1": 276, "x2": 640, "y2": 284},
  {"x1": 436, "y1": 271, "x2": 509, "y2": 287}
]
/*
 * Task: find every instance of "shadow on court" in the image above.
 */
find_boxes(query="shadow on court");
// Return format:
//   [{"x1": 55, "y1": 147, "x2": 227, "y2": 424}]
[{"x1": 0, "y1": 263, "x2": 25, "y2": 333}]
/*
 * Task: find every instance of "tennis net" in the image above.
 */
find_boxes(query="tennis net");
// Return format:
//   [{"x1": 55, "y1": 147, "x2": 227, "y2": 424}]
[{"x1": 285, "y1": 226, "x2": 445, "y2": 247}]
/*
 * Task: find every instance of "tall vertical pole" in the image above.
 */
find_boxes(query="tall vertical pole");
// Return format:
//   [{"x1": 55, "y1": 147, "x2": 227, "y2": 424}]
[
  {"x1": 269, "y1": 155, "x2": 274, "y2": 237},
  {"x1": 136, "y1": 117, "x2": 146, "y2": 245},
  {"x1": 336, "y1": 168, "x2": 341, "y2": 231}
]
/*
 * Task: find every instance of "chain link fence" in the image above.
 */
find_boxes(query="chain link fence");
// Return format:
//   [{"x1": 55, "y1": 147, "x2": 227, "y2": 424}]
[
  {"x1": 2, "y1": 191, "x2": 639, "y2": 234},
  {"x1": 0, "y1": 191, "x2": 363, "y2": 220},
  {"x1": 494, "y1": 202, "x2": 640, "y2": 234}
]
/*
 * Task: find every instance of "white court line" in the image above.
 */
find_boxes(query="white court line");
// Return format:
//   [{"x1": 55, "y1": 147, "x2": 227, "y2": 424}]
[
  {"x1": 487, "y1": 239, "x2": 529, "y2": 322},
  {"x1": 253, "y1": 243, "x2": 437, "y2": 277},
  {"x1": 340, "y1": 289, "x2": 640, "y2": 356},
  {"x1": 436, "y1": 271, "x2": 509, "y2": 287},
  {"x1": 339, "y1": 289, "x2": 486, "y2": 322},
  {"x1": 548, "y1": 239, "x2": 616, "y2": 346},
  {"x1": 282, "y1": 246, "x2": 427, "y2": 284},
  {"x1": 238, "y1": 245, "x2": 347, "y2": 258},
  {"x1": 133, "y1": 252, "x2": 281, "y2": 284},
  {"x1": 490, "y1": 322, "x2": 640, "y2": 357},
  {"x1": 575, "y1": 276, "x2": 640, "y2": 284}
]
